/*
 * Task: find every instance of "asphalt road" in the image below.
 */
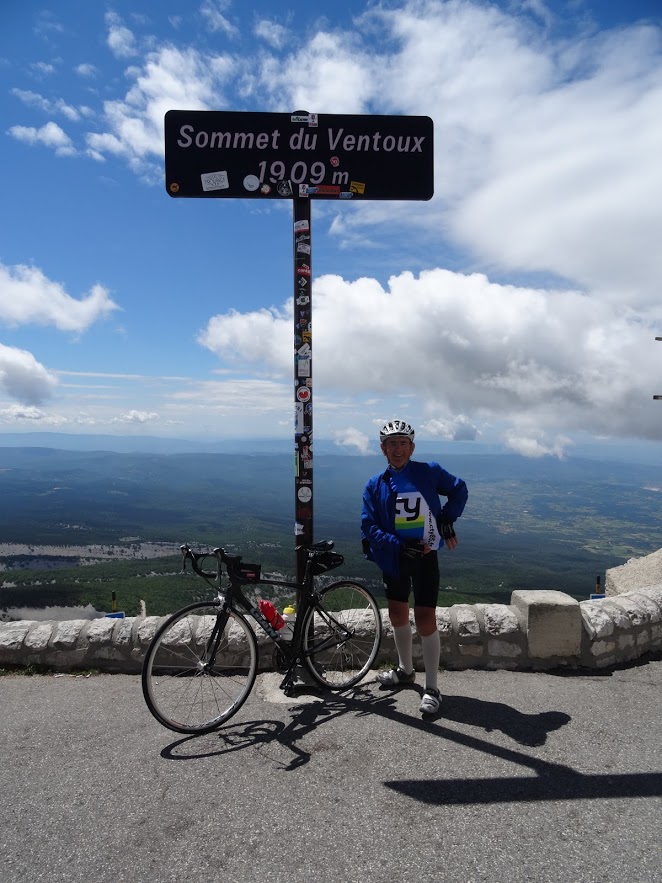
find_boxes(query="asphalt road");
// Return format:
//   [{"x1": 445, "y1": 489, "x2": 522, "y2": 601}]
[{"x1": 2, "y1": 658, "x2": 661, "y2": 883}]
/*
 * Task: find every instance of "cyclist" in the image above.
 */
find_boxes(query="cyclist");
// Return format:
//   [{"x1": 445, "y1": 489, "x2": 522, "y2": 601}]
[{"x1": 361, "y1": 420, "x2": 468, "y2": 714}]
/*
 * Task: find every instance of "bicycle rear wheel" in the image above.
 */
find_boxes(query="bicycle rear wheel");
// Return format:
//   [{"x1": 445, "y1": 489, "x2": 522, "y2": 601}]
[
  {"x1": 301, "y1": 581, "x2": 382, "y2": 690},
  {"x1": 142, "y1": 602, "x2": 258, "y2": 734}
]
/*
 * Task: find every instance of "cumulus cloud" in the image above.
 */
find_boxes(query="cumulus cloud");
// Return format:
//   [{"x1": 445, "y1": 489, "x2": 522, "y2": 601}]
[
  {"x1": 36, "y1": 0, "x2": 660, "y2": 300},
  {"x1": 6, "y1": 0, "x2": 662, "y2": 452},
  {"x1": 254, "y1": 19, "x2": 289, "y2": 50},
  {"x1": 0, "y1": 345, "x2": 57, "y2": 405},
  {"x1": 75, "y1": 63, "x2": 98, "y2": 78},
  {"x1": 86, "y1": 45, "x2": 236, "y2": 168},
  {"x1": 111, "y1": 410, "x2": 160, "y2": 424},
  {"x1": 503, "y1": 429, "x2": 574, "y2": 459},
  {"x1": 7, "y1": 121, "x2": 75, "y2": 156},
  {"x1": 105, "y1": 11, "x2": 138, "y2": 58},
  {"x1": 421, "y1": 415, "x2": 480, "y2": 442},
  {"x1": 0, "y1": 263, "x2": 119, "y2": 332},
  {"x1": 257, "y1": 30, "x2": 374, "y2": 113},
  {"x1": 198, "y1": 268, "x2": 662, "y2": 446},
  {"x1": 332, "y1": 427, "x2": 373, "y2": 455}
]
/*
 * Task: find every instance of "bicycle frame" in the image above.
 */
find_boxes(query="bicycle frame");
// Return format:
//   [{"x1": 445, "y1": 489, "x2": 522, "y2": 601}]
[
  {"x1": 182, "y1": 545, "x2": 353, "y2": 693},
  {"x1": 143, "y1": 543, "x2": 383, "y2": 732}
]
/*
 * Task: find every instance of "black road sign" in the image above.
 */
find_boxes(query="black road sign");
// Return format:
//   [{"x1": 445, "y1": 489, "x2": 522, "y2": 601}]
[{"x1": 165, "y1": 110, "x2": 433, "y2": 201}]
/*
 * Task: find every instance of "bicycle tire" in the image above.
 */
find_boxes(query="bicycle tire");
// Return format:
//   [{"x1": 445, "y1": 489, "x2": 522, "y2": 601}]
[
  {"x1": 142, "y1": 601, "x2": 258, "y2": 734},
  {"x1": 301, "y1": 580, "x2": 382, "y2": 689}
]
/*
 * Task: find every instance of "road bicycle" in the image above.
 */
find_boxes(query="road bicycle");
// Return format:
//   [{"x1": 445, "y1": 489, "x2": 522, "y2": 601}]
[{"x1": 142, "y1": 540, "x2": 383, "y2": 734}]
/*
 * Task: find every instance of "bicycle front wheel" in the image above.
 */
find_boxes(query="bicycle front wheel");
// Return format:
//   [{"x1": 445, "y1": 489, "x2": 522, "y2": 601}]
[
  {"x1": 301, "y1": 581, "x2": 382, "y2": 690},
  {"x1": 142, "y1": 602, "x2": 258, "y2": 734}
]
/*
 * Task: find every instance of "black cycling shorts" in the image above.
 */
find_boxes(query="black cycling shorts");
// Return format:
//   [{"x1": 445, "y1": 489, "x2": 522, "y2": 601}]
[{"x1": 382, "y1": 551, "x2": 440, "y2": 609}]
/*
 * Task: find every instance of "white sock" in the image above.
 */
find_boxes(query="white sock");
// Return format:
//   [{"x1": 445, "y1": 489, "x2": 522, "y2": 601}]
[
  {"x1": 393, "y1": 624, "x2": 413, "y2": 674},
  {"x1": 421, "y1": 630, "x2": 440, "y2": 691}
]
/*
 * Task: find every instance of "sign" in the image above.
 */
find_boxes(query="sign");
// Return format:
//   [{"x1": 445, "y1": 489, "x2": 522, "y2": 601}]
[{"x1": 165, "y1": 110, "x2": 434, "y2": 201}]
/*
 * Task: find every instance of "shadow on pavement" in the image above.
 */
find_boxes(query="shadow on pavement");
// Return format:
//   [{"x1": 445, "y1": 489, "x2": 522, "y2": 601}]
[
  {"x1": 385, "y1": 771, "x2": 662, "y2": 805},
  {"x1": 158, "y1": 680, "x2": 662, "y2": 803},
  {"x1": 440, "y1": 695, "x2": 570, "y2": 747},
  {"x1": 160, "y1": 684, "x2": 575, "y2": 776}
]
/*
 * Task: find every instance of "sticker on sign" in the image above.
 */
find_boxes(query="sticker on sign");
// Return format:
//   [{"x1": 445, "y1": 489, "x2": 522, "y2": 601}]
[{"x1": 201, "y1": 170, "x2": 229, "y2": 191}]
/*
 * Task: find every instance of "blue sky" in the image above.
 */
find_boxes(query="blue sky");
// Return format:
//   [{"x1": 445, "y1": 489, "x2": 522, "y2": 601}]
[{"x1": 1, "y1": 0, "x2": 661, "y2": 457}]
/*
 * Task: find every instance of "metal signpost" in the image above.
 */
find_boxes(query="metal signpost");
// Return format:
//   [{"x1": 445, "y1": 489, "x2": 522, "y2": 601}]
[{"x1": 164, "y1": 109, "x2": 434, "y2": 581}]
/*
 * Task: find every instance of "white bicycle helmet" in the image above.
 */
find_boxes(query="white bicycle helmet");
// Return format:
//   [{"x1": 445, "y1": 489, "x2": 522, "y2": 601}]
[{"x1": 379, "y1": 420, "x2": 415, "y2": 442}]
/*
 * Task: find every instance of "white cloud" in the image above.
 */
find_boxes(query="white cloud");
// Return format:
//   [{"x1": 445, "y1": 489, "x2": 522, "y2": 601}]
[
  {"x1": 256, "y1": 30, "x2": 374, "y2": 113},
  {"x1": 111, "y1": 410, "x2": 160, "y2": 424},
  {"x1": 0, "y1": 263, "x2": 119, "y2": 332},
  {"x1": 198, "y1": 267, "x2": 662, "y2": 446},
  {"x1": 7, "y1": 121, "x2": 75, "y2": 156},
  {"x1": 503, "y1": 429, "x2": 573, "y2": 459},
  {"x1": 254, "y1": 19, "x2": 289, "y2": 50},
  {"x1": 105, "y1": 12, "x2": 138, "y2": 58},
  {"x1": 30, "y1": 61, "x2": 57, "y2": 77},
  {"x1": 11, "y1": 89, "x2": 81, "y2": 120},
  {"x1": 200, "y1": 0, "x2": 238, "y2": 38},
  {"x1": 332, "y1": 427, "x2": 373, "y2": 455},
  {"x1": 421, "y1": 415, "x2": 480, "y2": 442},
  {"x1": 75, "y1": 63, "x2": 98, "y2": 78},
  {"x1": 0, "y1": 345, "x2": 57, "y2": 405},
  {"x1": 86, "y1": 45, "x2": 236, "y2": 167}
]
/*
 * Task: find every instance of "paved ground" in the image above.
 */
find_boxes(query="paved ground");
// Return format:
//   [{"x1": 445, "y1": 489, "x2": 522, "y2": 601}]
[{"x1": 1, "y1": 657, "x2": 662, "y2": 883}]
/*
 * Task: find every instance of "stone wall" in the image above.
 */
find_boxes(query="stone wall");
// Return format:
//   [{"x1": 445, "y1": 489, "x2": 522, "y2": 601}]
[{"x1": 1, "y1": 550, "x2": 661, "y2": 673}]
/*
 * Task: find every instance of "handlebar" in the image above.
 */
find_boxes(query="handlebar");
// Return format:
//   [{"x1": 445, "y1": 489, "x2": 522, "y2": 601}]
[{"x1": 180, "y1": 539, "x2": 336, "y2": 581}]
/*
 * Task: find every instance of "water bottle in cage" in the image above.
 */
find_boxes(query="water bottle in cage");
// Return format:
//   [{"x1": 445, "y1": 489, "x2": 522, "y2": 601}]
[
  {"x1": 258, "y1": 600, "x2": 285, "y2": 631},
  {"x1": 281, "y1": 605, "x2": 297, "y2": 641}
]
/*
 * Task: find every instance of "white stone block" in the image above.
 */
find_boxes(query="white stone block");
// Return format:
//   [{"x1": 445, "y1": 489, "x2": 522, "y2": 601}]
[
  {"x1": 0, "y1": 621, "x2": 31, "y2": 651},
  {"x1": 435, "y1": 608, "x2": 452, "y2": 636},
  {"x1": 23, "y1": 622, "x2": 54, "y2": 651},
  {"x1": 453, "y1": 604, "x2": 480, "y2": 638},
  {"x1": 511, "y1": 590, "x2": 581, "y2": 659},
  {"x1": 50, "y1": 620, "x2": 86, "y2": 649},
  {"x1": 136, "y1": 616, "x2": 162, "y2": 645},
  {"x1": 628, "y1": 593, "x2": 661, "y2": 623},
  {"x1": 475, "y1": 604, "x2": 521, "y2": 636},
  {"x1": 580, "y1": 602, "x2": 615, "y2": 639},
  {"x1": 605, "y1": 549, "x2": 662, "y2": 595},
  {"x1": 114, "y1": 617, "x2": 135, "y2": 647},
  {"x1": 617, "y1": 634, "x2": 635, "y2": 650},
  {"x1": 86, "y1": 618, "x2": 117, "y2": 643},
  {"x1": 601, "y1": 602, "x2": 632, "y2": 630},
  {"x1": 610, "y1": 598, "x2": 646, "y2": 628},
  {"x1": 590, "y1": 640, "x2": 615, "y2": 657}
]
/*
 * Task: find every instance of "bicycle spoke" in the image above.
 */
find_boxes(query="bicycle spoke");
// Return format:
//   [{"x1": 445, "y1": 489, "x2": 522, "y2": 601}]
[
  {"x1": 142, "y1": 604, "x2": 258, "y2": 733},
  {"x1": 302, "y1": 582, "x2": 382, "y2": 689}
]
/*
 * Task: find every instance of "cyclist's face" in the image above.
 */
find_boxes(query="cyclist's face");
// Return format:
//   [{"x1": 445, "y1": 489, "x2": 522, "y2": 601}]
[{"x1": 381, "y1": 437, "x2": 414, "y2": 468}]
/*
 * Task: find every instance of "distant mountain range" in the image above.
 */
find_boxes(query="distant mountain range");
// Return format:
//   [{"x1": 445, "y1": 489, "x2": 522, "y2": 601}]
[
  {"x1": 0, "y1": 440, "x2": 660, "y2": 609},
  {"x1": 0, "y1": 430, "x2": 660, "y2": 465}
]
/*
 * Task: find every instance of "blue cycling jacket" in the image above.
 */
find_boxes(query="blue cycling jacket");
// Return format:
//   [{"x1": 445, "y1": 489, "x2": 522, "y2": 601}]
[{"x1": 361, "y1": 460, "x2": 468, "y2": 578}]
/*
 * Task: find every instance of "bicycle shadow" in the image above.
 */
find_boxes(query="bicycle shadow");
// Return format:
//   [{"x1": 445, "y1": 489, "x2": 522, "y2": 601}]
[{"x1": 159, "y1": 681, "x2": 571, "y2": 772}]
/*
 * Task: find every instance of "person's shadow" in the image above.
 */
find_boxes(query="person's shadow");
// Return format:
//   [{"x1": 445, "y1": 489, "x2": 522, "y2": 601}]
[{"x1": 440, "y1": 694, "x2": 570, "y2": 747}]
